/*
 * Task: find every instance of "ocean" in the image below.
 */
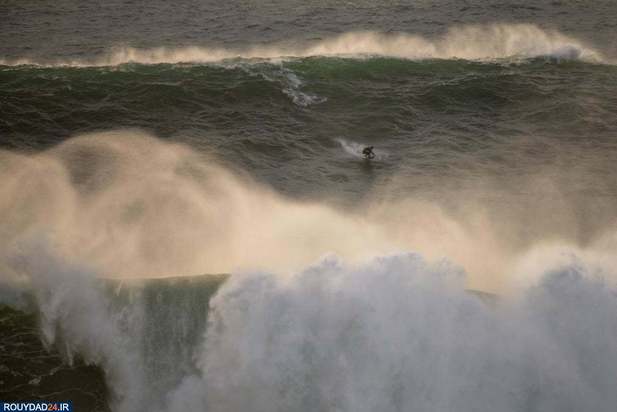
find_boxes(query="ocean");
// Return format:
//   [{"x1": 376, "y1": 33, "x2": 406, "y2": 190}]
[{"x1": 2, "y1": 1, "x2": 617, "y2": 411}]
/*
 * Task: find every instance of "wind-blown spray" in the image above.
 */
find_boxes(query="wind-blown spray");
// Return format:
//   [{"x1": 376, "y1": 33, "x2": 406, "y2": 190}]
[{"x1": 2, "y1": 131, "x2": 617, "y2": 411}]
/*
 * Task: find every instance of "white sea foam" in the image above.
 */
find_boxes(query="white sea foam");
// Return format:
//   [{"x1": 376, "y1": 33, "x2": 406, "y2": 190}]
[
  {"x1": 0, "y1": 24, "x2": 607, "y2": 67},
  {"x1": 7, "y1": 245, "x2": 617, "y2": 412},
  {"x1": 2, "y1": 131, "x2": 617, "y2": 411},
  {"x1": 164, "y1": 253, "x2": 617, "y2": 412},
  {"x1": 9, "y1": 245, "x2": 144, "y2": 412}
]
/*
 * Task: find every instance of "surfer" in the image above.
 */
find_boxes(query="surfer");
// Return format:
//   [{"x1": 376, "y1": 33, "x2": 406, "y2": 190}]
[{"x1": 362, "y1": 146, "x2": 375, "y2": 160}]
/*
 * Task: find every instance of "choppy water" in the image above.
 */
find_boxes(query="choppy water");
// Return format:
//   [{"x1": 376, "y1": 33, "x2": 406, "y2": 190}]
[{"x1": 2, "y1": 1, "x2": 617, "y2": 411}]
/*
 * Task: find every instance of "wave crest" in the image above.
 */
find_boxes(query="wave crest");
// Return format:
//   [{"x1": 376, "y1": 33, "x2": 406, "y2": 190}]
[
  {"x1": 0, "y1": 24, "x2": 606, "y2": 67},
  {"x1": 178, "y1": 254, "x2": 617, "y2": 412}
]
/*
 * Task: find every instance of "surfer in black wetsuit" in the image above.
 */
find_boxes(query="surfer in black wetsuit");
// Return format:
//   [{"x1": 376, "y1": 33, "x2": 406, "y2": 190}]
[{"x1": 362, "y1": 146, "x2": 375, "y2": 160}]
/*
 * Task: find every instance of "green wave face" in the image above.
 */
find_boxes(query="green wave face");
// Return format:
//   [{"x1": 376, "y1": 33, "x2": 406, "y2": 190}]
[{"x1": 2, "y1": 57, "x2": 616, "y2": 200}]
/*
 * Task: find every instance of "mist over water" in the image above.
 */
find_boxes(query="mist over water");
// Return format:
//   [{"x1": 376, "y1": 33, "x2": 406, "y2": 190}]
[
  {"x1": 3, "y1": 131, "x2": 617, "y2": 291},
  {"x1": 8, "y1": 245, "x2": 617, "y2": 412},
  {"x1": 0, "y1": 24, "x2": 608, "y2": 67},
  {"x1": 185, "y1": 255, "x2": 617, "y2": 412},
  {"x1": 2, "y1": 130, "x2": 617, "y2": 411},
  {"x1": 2, "y1": 2, "x2": 617, "y2": 410}
]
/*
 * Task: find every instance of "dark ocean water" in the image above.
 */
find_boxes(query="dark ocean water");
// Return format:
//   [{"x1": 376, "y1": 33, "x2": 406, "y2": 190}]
[
  {"x1": 2, "y1": 58, "x2": 617, "y2": 201},
  {"x1": 1, "y1": 0, "x2": 617, "y2": 203},
  {"x1": 2, "y1": 2, "x2": 617, "y2": 412},
  {"x1": 2, "y1": 0, "x2": 617, "y2": 60}
]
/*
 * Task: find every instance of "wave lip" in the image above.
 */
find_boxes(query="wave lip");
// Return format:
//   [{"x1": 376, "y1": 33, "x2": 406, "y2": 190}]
[{"x1": 0, "y1": 23, "x2": 607, "y2": 67}]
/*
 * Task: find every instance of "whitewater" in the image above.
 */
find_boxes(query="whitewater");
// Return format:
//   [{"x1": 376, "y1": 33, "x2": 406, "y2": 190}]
[
  {"x1": 0, "y1": 24, "x2": 609, "y2": 67},
  {"x1": 7, "y1": 237, "x2": 617, "y2": 412},
  {"x1": 2, "y1": 8, "x2": 617, "y2": 412},
  {"x1": 2, "y1": 131, "x2": 617, "y2": 411}
]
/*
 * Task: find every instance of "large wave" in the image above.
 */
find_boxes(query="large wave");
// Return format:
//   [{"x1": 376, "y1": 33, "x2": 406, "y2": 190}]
[
  {"x1": 3, "y1": 131, "x2": 617, "y2": 411},
  {"x1": 0, "y1": 24, "x2": 607, "y2": 67},
  {"x1": 177, "y1": 254, "x2": 617, "y2": 412},
  {"x1": 4, "y1": 131, "x2": 617, "y2": 291},
  {"x1": 6, "y1": 250, "x2": 617, "y2": 412}
]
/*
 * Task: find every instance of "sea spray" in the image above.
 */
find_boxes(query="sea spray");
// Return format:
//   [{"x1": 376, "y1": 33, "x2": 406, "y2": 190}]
[
  {"x1": 2, "y1": 2, "x2": 617, "y2": 409},
  {"x1": 0, "y1": 24, "x2": 606, "y2": 67},
  {"x1": 4, "y1": 243, "x2": 225, "y2": 412},
  {"x1": 3, "y1": 131, "x2": 617, "y2": 291},
  {"x1": 2, "y1": 133, "x2": 617, "y2": 411},
  {"x1": 165, "y1": 254, "x2": 617, "y2": 412},
  {"x1": 9, "y1": 245, "x2": 144, "y2": 412},
  {"x1": 4, "y1": 244, "x2": 617, "y2": 411}
]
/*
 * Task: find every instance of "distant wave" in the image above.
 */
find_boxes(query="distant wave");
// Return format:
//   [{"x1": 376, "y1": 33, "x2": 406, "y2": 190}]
[{"x1": 0, "y1": 24, "x2": 608, "y2": 67}]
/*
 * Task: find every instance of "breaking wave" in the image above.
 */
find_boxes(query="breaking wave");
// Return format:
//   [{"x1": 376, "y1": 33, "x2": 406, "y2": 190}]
[
  {"x1": 0, "y1": 24, "x2": 607, "y2": 67},
  {"x1": 6, "y1": 249, "x2": 617, "y2": 412},
  {"x1": 176, "y1": 254, "x2": 617, "y2": 412},
  {"x1": 3, "y1": 132, "x2": 617, "y2": 411}
]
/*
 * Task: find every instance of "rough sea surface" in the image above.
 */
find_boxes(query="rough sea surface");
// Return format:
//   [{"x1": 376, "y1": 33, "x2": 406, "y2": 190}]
[{"x1": 2, "y1": 1, "x2": 617, "y2": 411}]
